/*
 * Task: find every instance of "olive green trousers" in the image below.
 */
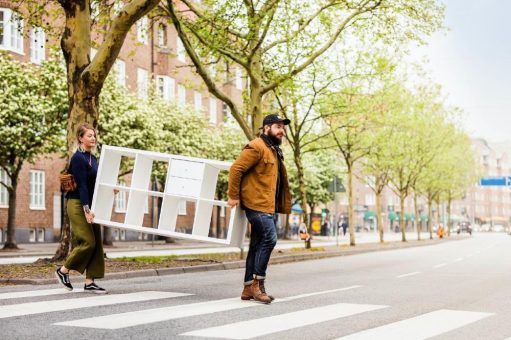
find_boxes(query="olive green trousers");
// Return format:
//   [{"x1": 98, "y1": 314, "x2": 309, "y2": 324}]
[{"x1": 64, "y1": 199, "x2": 105, "y2": 279}]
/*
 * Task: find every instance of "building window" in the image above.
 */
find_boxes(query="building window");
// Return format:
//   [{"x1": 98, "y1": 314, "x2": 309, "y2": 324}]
[
  {"x1": 178, "y1": 200, "x2": 187, "y2": 215},
  {"x1": 209, "y1": 97, "x2": 217, "y2": 124},
  {"x1": 114, "y1": 59, "x2": 126, "y2": 86},
  {"x1": 177, "y1": 84, "x2": 186, "y2": 106},
  {"x1": 120, "y1": 229, "x2": 126, "y2": 241},
  {"x1": 0, "y1": 169, "x2": 10, "y2": 207},
  {"x1": 115, "y1": 186, "x2": 126, "y2": 213},
  {"x1": 37, "y1": 229, "x2": 45, "y2": 242},
  {"x1": 235, "y1": 66, "x2": 243, "y2": 90},
  {"x1": 29, "y1": 170, "x2": 45, "y2": 210},
  {"x1": 194, "y1": 91, "x2": 202, "y2": 113},
  {"x1": 176, "y1": 37, "x2": 186, "y2": 62},
  {"x1": 157, "y1": 24, "x2": 167, "y2": 47},
  {"x1": 365, "y1": 193, "x2": 375, "y2": 206},
  {"x1": 137, "y1": 68, "x2": 148, "y2": 99},
  {"x1": 137, "y1": 16, "x2": 149, "y2": 44},
  {"x1": 30, "y1": 27, "x2": 45, "y2": 64},
  {"x1": 156, "y1": 75, "x2": 175, "y2": 102},
  {"x1": 0, "y1": 9, "x2": 24, "y2": 54}
]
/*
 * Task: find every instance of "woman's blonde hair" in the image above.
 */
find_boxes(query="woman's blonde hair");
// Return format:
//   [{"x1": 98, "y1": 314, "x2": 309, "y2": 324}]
[{"x1": 75, "y1": 124, "x2": 97, "y2": 153}]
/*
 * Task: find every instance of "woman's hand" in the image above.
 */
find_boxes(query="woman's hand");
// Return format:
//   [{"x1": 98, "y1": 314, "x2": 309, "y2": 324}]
[
  {"x1": 83, "y1": 205, "x2": 95, "y2": 224},
  {"x1": 85, "y1": 211, "x2": 95, "y2": 224}
]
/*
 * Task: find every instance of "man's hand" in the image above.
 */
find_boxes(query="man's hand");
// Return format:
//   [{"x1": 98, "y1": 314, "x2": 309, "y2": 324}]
[{"x1": 227, "y1": 198, "x2": 240, "y2": 208}]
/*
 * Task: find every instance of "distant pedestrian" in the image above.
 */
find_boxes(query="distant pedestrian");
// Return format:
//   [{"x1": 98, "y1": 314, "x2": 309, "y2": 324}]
[
  {"x1": 341, "y1": 221, "x2": 348, "y2": 236},
  {"x1": 228, "y1": 114, "x2": 292, "y2": 304},
  {"x1": 55, "y1": 124, "x2": 107, "y2": 294}
]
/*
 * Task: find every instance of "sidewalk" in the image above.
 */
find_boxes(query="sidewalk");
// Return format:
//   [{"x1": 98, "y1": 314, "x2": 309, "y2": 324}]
[
  {"x1": 0, "y1": 231, "x2": 443, "y2": 265},
  {"x1": 0, "y1": 231, "x2": 465, "y2": 285}
]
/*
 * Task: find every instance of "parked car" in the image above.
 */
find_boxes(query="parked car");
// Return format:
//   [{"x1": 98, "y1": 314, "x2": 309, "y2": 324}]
[
  {"x1": 456, "y1": 221, "x2": 472, "y2": 235},
  {"x1": 481, "y1": 223, "x2": 491, "y2": 232},
  {"x1": 492, "y1": 224, "x2": 505, "y2": 232}
]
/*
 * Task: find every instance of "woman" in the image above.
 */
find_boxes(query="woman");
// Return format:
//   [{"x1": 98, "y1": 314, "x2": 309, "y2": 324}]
[{"x1": 55, "y1": 124, "x2": 106, "y2": 294}]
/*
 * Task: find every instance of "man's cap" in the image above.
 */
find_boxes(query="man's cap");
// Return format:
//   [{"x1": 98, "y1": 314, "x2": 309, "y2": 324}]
[{"x1": 262, "y1": 114, "x2": 291, "y2": 127}]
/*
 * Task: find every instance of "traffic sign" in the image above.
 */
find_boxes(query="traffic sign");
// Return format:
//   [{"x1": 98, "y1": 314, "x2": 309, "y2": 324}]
[{"x1": 479, "y1": 176, "x2": 511, "y2": 186}]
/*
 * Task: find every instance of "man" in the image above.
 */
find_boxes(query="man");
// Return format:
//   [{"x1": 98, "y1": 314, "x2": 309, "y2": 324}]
[{"x1": 227, "y1": 114, "x2": 292, "y2": 304}]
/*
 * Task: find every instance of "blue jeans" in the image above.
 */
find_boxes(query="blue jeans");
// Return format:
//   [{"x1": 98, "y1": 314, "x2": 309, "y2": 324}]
[{"x1": 244, "y1": 209, "x2": 278, "y2": 284}]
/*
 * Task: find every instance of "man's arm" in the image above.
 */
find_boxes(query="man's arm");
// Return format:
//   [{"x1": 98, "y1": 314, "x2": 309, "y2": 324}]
[{"x1": 227, "y1": 142, "x2": 261, "y2": 207}]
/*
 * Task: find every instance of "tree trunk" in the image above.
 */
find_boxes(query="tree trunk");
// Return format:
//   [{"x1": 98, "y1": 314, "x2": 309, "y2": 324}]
[
  {"x1": 216, "y1": 205, "x2": 222, "y2": 238},
  {"x1": 103, "y1": 226, "x2": 113, "y2": 246},
  {"x1": 347, "y1": 165, "x2": 356, "y2": 246},
  {"x1": 305, "y1": 203, "x2": 314, "y2": 249},
  {"x1": 427, "y1": 197, "x2": 433, "y2": 239},
  {"x1": 414, "y1": 194, "x2": 420, "y2": 240},
  {"x1": 52, "y1": 204, "x2": 71, "y2": 262},
  {"x1": 447, "y1": 196, "x2": 452, "y2": 237},
  {"x1": 3, "y1": 179, "x2": 18, "y2": 249},
  {"x1": 400, "y1": 193, "x2": 406, "y2": 242},
  {"x1": 436, "y1": 201, "x2": 441, "y2": 228},
  {"x1": 375, "y1": 189, "x2": 384, "y2": 243},
  {"x1": 283, "y1": 213, "x2": 290, "y2": 240}
]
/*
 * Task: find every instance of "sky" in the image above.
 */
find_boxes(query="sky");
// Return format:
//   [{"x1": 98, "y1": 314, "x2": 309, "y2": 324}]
[{"x1": 411, "y1": 0, "x2": 511, "y2": 143}]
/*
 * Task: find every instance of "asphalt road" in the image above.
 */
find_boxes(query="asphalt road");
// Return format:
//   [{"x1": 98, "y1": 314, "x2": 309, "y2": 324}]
[{"x1": 1, "y1": 232, "x2": 510, "y2": 339}]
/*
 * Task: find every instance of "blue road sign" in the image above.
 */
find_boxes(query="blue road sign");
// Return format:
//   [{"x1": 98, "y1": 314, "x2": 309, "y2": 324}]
[{"x1": 479, "y1": 176, "x2": 511, "y2": 186}]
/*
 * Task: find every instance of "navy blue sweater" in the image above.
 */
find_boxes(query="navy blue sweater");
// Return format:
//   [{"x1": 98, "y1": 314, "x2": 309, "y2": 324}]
[{"x1": 66, "y1": 151, "x2": 98, "y2": 207}]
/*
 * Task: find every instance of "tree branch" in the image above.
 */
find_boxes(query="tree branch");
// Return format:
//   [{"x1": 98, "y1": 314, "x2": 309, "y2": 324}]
[
  {"x1": 87, "y1": 0, "x2": 161, "y2": 92},
  {"x1": 262, "y1": 0, "x2": 382, "y2": 94},
  {"x1": 166, "y1": 0, "x2": 253, "y2": 140}
]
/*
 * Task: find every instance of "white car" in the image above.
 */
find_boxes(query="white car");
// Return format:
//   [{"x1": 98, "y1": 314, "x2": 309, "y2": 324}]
[{"x1": 492, "y1": 224, "x2": 505, "y2": 232}]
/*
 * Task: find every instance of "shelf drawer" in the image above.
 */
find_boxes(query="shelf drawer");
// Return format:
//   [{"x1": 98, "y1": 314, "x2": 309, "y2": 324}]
[
  {"x1": 169, "y1": 160, "x2": 204, "y2": 179},
  {"x1": 166, "y1": 177, "x2": 202, "y2": 197}
]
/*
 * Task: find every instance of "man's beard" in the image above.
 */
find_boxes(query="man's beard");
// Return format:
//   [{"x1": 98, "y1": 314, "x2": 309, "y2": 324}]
[{"x1": 267, "y1": 130, "x2": 283, "y2": 145}]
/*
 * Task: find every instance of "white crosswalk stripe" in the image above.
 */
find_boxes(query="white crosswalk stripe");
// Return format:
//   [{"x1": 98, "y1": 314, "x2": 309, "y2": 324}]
[
  {"x1": 54, "y1": 285, "x2": 362, "y2": 329},
  {"x1": 0, "y1": 288, "x2": 84, "y2": 300},
  {"x1": 0, "y1": 286, "x2": 496, "y2": 339},
  {"x1": 0, "y1": 291, "x2": 190, "y2": 319},
  {"x1": 335, "y1": 309, "x2": 493, "y2": 340},
  {"x1": 180, "y1": 303, "x2": 388, "y2": 339}
]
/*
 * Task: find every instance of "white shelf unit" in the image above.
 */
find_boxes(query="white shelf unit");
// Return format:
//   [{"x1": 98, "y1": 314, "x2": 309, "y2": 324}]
[{"x1": 91, "y1": 145, "x2": 247, "y2": 247}]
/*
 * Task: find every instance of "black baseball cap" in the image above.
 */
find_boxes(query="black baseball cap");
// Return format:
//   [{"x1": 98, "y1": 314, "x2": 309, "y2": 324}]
[{"x1": 262, "y1": 114, "x2": 290, "y2": 127}]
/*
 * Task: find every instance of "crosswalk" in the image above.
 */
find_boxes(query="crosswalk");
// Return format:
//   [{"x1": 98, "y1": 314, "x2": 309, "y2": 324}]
[{"x1": 0, "y1": 285, "x2": 495, "y2": 339}]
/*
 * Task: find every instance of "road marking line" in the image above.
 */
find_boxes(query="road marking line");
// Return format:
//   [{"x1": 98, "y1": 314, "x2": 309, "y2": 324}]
[
  {"x1": 54, "y1": 286, "x2": 362, "y2": 329},
  {"x1": 0, "y1": 291, "x2": 190, "y2": 319},
  {"x1": 0, "y1": 288, "x2": 85, "y2": 300},
  {"x1": 466, "y1": 254, "x2": 473, "y2": 258},
  {"x1": 335, "y1": 309, "x2": 493, "y2": 339},
  {"x1": 454, "y1": 258, "x2": 463, "y2": 262},
  {"x1": 181, "y1": 302, "x2": 388, "y2": 339},
  {"x1": 397, "y1": 272, "x2": 421, "y2": 278},
  {"x1": 433, "y1": 263, "x2": 446, "y2": 269}
]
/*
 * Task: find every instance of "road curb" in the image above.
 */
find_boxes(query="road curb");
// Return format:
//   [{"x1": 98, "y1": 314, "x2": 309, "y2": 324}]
[{"x1": 0, "y1": 237, "x2": 467, "y2": 285}]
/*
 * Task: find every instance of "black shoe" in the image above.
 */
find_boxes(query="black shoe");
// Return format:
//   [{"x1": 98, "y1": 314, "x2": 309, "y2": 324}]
[
  {"x1": 55, "y1": 267, "x2": 73, "y2": 291},
  {"x1": 84, "y1": 282, "x2": 107, "y2": 294}
]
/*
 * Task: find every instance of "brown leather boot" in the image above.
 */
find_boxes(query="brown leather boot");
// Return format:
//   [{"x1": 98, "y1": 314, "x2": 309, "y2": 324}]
[
  {"x1": 250, "y1": 279, "x2": 272, "y2": 303},
  {"x1": 259, "y1": 279, "x2": 274, "y2": 301},
  {"x1": 241, "y1": 284, "x2": 253, "y2": 300}
]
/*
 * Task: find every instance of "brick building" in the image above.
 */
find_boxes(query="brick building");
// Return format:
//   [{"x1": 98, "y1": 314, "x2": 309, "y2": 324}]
[{"x1": 0, "y1": 2, "x2": 243, "y2": 243}]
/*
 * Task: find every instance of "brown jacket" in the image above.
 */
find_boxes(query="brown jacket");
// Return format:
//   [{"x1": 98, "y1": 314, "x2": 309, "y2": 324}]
[{"x1": 228, "y1": 137, "x2": 291, "y2": 214}]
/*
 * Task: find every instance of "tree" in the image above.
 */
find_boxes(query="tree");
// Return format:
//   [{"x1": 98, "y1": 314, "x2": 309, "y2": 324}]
[
  {"x1": 387, "y1": 87, "x2": 451, "y2": 242},
  {"x1": 164, "y1": 0, "x2": 444, "y2": 140},
  {"x1": 321, "y1": 89, "x2": 378, "y2": 246},
  {"x1": 0, "y1": 55, "x2": 67, "y2": 249},
  {"x1": 360, "y1": 82, "x2": 406, "y2": 243},
  {"x1": 16, "y1": 0, "x2": 162, "y2": 259}
]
